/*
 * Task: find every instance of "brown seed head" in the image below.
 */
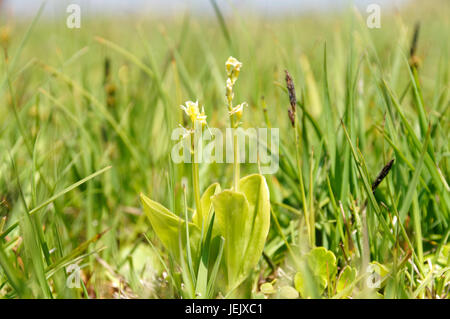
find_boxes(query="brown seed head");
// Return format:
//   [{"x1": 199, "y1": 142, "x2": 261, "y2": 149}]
[
  {"x1": 0, "y1": 26, "x2": 10, "y2": 47},
  {"x1": 409, "y1": 22, "x2": 421, "y2": 69},
  {"x1": 371, "y1": 159, "x2": 395, "y2": 193},
  {"x1": 285, "y1": 70, "x2": 296, "y2": 109},
  {"x1": 285, "y1": 70, "x2": 297, "y2": 127}
]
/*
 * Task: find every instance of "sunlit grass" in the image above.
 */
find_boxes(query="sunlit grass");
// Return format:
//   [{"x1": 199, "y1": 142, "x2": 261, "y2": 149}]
[{"x1": 0, "y1": 1, "x2": 448, "y2": 298}]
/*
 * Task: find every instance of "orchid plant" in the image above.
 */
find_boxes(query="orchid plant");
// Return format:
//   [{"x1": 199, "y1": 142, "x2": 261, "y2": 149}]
[{"x1": 140, "y1": 57, "x2": 270, "y2": 298}]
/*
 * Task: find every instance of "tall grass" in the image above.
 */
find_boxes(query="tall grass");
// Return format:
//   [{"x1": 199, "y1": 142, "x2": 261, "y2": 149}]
[{"x1": 0, "y1": 1, "x2": 448, "y2": 298}]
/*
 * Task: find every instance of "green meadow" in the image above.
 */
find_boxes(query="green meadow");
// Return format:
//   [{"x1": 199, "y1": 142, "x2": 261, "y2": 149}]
[{"x1": 0, "y1": 0, "x2": 448, "y2": 298}]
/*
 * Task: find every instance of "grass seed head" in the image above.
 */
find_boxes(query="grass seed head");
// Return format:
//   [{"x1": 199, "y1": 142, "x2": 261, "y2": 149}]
[
  {"x1": 409, "y1": 22, "x2": 421, "y2": 68},
  {"x1": 371, "y1": 159, "x2": 395, "y2": 193},
  {"x1": 0, "y1": 26, "x2": 10, "y2": 47},
  {"x1": 285, "y1": 70, "x2": 296, "y2": 127}
]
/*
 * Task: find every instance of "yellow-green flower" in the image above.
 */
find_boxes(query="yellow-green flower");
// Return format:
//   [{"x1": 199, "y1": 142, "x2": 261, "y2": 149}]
[
  {"x1": 180, "y1": 100, "x2": 207, "y2": 126},
  {"x1": 225, "y1": 56, "x2": 242, "y2": 84},
  {"x1": 229, "y1": 102, "x2": 247, "y2": 122},
  {"x1": 226, "y1": 78, "x2": 234, "y2": 104},
  {"x1": 195, "y1": 110, "x2": 207, "y2": 126}
]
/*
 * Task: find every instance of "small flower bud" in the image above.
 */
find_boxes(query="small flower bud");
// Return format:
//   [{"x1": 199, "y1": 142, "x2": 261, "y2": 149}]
[{"x1": 225, "y1": 56, "x2": 242, "y2": 84}]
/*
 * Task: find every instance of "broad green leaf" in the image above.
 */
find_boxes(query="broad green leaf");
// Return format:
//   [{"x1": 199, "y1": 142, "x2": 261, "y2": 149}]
[
  {"x1": 278, "y1": 286, "x2": 299, "y2": 299},
  {"x1": 140, "y1": 193, "x2": 200, "y2": 260},
  {"x1": 238, "y1": 174, "x2": 271, "y2": 276},
  {"x1": 294, "y1": 272, "x2": 305, "y2": 296},
  {"x1": 212, "y1": 190, "x2": 250, "y2": 287},
  {"x1": 293, "y1": 261, "x2": 320, "y2": 299},
  {"x1": 294, "y1": 247, "x2": 337, "y2": 297},
  {"x1": 252, "y1": 292, "x2": 266, "y2": 299},
  {"x1": 192, "y1": 182, "x2": 221, "y2": 230},
  {"x1": 211, "y1": 174, "x2": 271, "y2": 290},
  {"x1": 260, "y1": 282, "x2": 276, "y2": 294},
  {"x1": 336, "y1": 266, "x2": 357, "y2": 297},
  {"x1": 307, "y1": 247, "x2": 337, "y2": 291}
]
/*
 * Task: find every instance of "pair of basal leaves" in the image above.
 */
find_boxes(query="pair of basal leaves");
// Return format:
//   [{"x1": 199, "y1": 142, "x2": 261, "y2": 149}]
[{"x1": 140, "y1": 174, "x2": 270, "y2": 290}]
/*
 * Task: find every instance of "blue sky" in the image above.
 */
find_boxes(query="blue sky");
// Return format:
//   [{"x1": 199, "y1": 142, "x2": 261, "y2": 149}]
[{"x1": 3, "y1": 0, "x2": 409, "y2": 17}]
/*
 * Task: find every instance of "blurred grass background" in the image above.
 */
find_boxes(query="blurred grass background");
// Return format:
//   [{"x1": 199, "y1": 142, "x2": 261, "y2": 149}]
[{"x1": 0, "y1": 0, "x2": 448, "y2": 298}]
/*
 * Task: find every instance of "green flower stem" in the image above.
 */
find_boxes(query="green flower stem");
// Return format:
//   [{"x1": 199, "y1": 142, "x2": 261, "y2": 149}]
[
  {"x1": 233, "y1": 126, "x2": 240, "y2": 191},
  {"x1": 192, "y1": 129, "x2": 203, "y2": 223},
  {"x1": 294, "y1": 117, "x2": 312, "y2": 247},
  {"x1": 228, "y1": 111, "x2": 240, "y2": 191}
]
